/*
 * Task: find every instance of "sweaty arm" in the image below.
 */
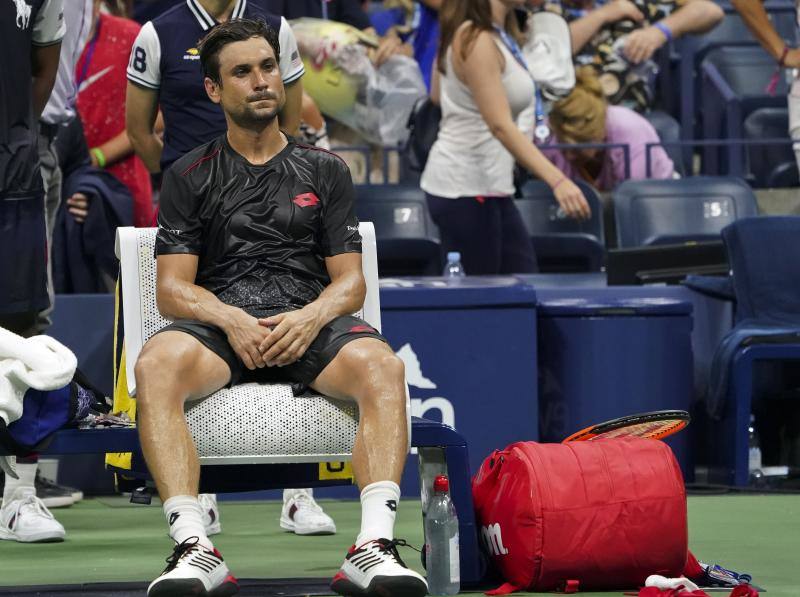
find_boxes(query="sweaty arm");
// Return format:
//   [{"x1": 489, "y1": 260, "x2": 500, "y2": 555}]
[{"x1": 456, "y1": 29, "x2": 590, "y2": 219}]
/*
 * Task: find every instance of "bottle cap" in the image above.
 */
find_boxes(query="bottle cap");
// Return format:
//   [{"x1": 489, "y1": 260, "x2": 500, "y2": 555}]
[
  {"x1": 433, "y1": 475, "x2": 449, "y2": 493},
  {"x1": 447, "y1": 251, "x2": 461, "y2": 262}
]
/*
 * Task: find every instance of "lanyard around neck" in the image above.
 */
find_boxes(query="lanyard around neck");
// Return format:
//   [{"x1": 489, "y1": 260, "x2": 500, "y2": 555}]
[{"x1": 492, "y1": 24, "x2": 549, "y2": 142}]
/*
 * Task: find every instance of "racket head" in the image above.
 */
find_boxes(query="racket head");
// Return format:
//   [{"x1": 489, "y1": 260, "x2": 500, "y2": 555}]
[{"x1": 562, "y1": 409, "x2": 690, "y2": 442}]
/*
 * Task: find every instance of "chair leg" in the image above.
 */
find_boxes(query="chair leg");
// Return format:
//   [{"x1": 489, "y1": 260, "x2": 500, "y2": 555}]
[{"x1": 730, "y1": 350, "x2": 753, "y2": 487}]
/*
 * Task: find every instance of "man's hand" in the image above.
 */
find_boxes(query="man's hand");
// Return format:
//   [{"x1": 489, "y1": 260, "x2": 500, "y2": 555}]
[
  {"x1": 602, "y1": 0, "x2": 645, "y2": 25},
  {"x1": 257, "y1": 307, "x2": 323, "y2": 367},
  {"x1": 223, "y1": 309, "x2": 270, "y2": 370},
  {"x1": 67, "y1": 193, "x2": 90, "y2": 223},
  {"x1": 624, "y1": 26, "x2": 668, "y2": 64}
]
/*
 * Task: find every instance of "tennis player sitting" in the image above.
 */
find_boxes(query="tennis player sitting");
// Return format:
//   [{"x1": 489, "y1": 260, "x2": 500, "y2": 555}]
[{"x1": 134, "y1": 18, "x2": 427, "y2": 597}]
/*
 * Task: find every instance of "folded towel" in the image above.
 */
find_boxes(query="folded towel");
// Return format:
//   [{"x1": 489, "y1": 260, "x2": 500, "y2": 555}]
[{"x1": 0, "y1": 326, "x2": 77, "y2": 426}]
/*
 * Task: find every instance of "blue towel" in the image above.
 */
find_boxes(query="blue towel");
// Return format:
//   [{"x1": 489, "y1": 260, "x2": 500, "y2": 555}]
[{"x1": 707, "y1": 216, "x2": 800, "y2": 419}]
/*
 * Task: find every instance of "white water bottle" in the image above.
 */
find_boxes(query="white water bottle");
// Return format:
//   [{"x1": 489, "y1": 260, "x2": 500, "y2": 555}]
[
  {"x1": 424, "y1": 475, "x2": 460, "y2": 595},
  {"x1": 443, "y1": 252, "x2": 465, "y2": 278}
]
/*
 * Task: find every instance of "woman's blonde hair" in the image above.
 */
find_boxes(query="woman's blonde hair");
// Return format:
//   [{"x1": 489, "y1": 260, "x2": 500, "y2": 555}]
[{"x1": 549, "y1": 66, "x2": 608, "y2": 144}]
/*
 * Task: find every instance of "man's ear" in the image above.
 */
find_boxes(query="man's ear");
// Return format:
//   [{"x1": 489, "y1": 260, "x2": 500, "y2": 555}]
[{"x1": 204, "y1": 76, "x2": 222, "y2": 104}]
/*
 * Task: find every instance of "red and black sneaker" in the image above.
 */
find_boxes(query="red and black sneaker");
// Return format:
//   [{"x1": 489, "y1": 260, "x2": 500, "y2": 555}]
[
  {"x1": 331, "y1": 538, "x2": 428, "y2": 597},
  {"x1": 147, "y1": 537, "x2": 239, "y2": 596}
]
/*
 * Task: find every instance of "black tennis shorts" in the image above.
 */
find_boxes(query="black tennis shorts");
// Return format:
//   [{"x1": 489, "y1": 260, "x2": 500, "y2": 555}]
[{"x1": 155, "y1": 314, "x2": 386, "y2": 390}]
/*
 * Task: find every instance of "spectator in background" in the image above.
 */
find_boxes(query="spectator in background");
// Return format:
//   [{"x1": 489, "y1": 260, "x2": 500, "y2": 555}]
[
  {"x1": 551, "y1": 0, "x2": 723, "y2": 112},
  {"x1": 0, "y1": 0, "x2": 66, "y2": 544},
  {"x1": 261, "y1": 0, "x2": 412, "y2": 66},
  {"x1": 421, "y1": 0, "x2": 590, "y2": 276},
  {"x1": 370, "y1": 0, "x2": 442, "y2": 90},
  {"x1": 126, "y1": 0, "x2": 305, "y2": 174},
  {"x1": 543, "y1": 66, "x2": 675, "y2": 191},
  {"x1": 76, "y1": 0, "x2": 155, "y2": 227},
  {"x1": 729, "y1": 0, "x2": 800, "y2": 176}
]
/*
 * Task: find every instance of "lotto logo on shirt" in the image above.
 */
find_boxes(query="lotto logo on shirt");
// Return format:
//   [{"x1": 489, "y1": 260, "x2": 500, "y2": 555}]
[
  {"x1": 292, "y1": 192, "x2": 319, "y2": 208},
  {"x1": 183, "y1": 48, "x2": 200, "y2": 61}
]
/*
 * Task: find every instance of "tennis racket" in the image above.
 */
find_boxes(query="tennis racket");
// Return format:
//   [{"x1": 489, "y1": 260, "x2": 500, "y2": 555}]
[{"x1": 562, "y1": 410, "x2": 690, "y2": 442}]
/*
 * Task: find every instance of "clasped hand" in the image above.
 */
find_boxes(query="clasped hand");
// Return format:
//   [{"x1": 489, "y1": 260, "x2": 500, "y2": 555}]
[{"x1": 223, "y1": 307, "x2": 321, "y2": 370}]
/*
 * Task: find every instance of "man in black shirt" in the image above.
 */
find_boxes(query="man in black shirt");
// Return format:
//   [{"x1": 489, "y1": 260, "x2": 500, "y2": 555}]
[{"x1": 137, "y1": 19, "x2": 427, "y2": 597}]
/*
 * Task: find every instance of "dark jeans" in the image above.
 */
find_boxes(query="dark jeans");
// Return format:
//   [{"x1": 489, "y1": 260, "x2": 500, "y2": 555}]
[{"x1": 425, "y1": 193, "x2": 538, "y2": 275}]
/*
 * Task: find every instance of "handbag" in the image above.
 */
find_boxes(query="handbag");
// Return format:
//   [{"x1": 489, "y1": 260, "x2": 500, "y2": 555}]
[{"x1": 404, "y1": 96, "x2": 442, "y2": 172}]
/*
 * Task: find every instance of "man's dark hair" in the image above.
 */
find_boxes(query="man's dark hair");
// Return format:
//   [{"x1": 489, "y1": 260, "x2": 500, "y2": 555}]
[{"x1": 198, "y1": 18, "x2": 281, "y2": 85}]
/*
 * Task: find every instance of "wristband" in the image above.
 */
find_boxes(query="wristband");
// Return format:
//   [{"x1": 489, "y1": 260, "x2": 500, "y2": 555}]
[
  {"x1": 653, "y1": 22, "x2": 673, "y2": 43},
  {"x1": 779, "y1": 46, "x2": 791, "y2": 67},
  {"x1": 552, "y1": 176, "x2": 567, "y2": 191},
  {"x1": 90, "y1": 147, "x2": 106, "y2": 168}
]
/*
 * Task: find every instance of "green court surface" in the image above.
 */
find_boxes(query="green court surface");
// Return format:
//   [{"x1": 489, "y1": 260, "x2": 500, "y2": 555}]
[{"x1": 0, "y1": 495, "x2": 797, "y2": 596}]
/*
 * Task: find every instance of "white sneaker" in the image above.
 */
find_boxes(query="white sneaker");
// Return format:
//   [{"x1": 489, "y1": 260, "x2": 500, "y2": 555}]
[
  {"x1": 280, "y1": 488, "x2": 336, "y2": 535},
  {"x1": 0, "y1": 490, "x2": 66, "y2": 543},
  {"x1": 147, "y1": 537, "x2": 238, "y2": 597},
  {"x1": 331, "y1": 538, "x2": 428, "y2": 597},
  {"x1": 199, "y1": 493, "x2": 221, "y2": 536}
]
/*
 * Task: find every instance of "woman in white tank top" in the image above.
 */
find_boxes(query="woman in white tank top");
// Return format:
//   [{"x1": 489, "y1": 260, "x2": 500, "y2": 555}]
[{"x1": 420, "y1": 0, "x2": 591, "y2": 274}]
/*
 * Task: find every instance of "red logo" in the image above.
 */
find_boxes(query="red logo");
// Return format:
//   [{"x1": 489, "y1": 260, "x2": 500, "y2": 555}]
[
  {"x1": 292, "y1": 192, "x2": 319, "y2": 208},
  {"x1": 349, "y1": 325, "x2": 373, "y2": 333}
]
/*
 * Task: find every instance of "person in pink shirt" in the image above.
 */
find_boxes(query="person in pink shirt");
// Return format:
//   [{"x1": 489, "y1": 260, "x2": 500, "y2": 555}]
[{"x1": 543, "y1": 66, "x2": 675, "y2": 192}]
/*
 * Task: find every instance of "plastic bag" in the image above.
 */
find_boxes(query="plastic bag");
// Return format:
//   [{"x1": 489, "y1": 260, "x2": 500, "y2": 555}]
[
  {"x1": 523, "y1": 11, "x2": 575, "y2": 100},
  {"x1": 291, "y1": 18, "x2": 426, "y2": 145}
]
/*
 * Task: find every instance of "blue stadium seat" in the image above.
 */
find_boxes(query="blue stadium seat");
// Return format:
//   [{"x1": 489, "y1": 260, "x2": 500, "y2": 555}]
[
  {"x1": 677, "y1": 2, "x2": 797, "y2": 140},
  {"x1": 644, "y1": 110, "x2": 686, "y2": 176},
  {"x1": 613, "y1": 177, "x2": 758, "y2": 248},
  {"x1": 514, "y1": 180, "x2": 605, "y2": 272},
  {"x1": 699, "y1": 44, "x2": 789, "y2": 176},
  {"x1": 356, "y1": 184, "x2": 441, "y2": 276},
  {"x1": 743, "y1": 107, "x2": 797, "y2": 188}
]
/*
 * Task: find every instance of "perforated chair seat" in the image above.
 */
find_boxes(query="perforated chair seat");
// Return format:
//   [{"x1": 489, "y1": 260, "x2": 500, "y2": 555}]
[
  {"x1": 185, "y1": 384, "x2": 359, "y2": 464},
  {"x1": 115, "y1": 223, "x2": 407, "y2": 465}
]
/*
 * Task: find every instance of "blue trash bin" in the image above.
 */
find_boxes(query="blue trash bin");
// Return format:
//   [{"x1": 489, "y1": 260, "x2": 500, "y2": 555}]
[{"x1": 538, "y1": 297, "x2": 694, "y2": 480}]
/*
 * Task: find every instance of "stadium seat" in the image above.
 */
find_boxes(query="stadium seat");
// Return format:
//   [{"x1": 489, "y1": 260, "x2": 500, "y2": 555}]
[
  {"x1": 743, "y1": 107, "x2": 796, "y2": 188},
  {"x1": 699, "y1": 44, "x2": 788, "y2": 176},
  {"x1": 644, "y1": 110, "x2": 686, "y2": 176},
  {"x1": 514, "y1": 180, "x2": 605, "y2": 272},
  {"x1": 706, "y1": 216, "x2": 800, "y2": 486},
  {"x1": 677, "y1": 2, "x2": 797, "y2": 140},
  {"x1": 356, "y1": 184, "x2": 441, "y2": 276},
  {"x1": 613, "y1": 177, "x2": 758, "y2": 248}
]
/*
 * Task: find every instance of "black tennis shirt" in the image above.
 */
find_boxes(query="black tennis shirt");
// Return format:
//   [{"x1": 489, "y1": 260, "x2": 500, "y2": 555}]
[{"x1": 155, "y1": 135, "x2": 361, "y2": 315}]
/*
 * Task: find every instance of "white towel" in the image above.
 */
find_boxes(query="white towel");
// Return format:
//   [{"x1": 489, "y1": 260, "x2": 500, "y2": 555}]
[
  {"x1": 0, "y1": 326, "x2": 77, "y2": 426},
  {"x1": 646, "y1": 575, "x2": 701, "y2": 592}
]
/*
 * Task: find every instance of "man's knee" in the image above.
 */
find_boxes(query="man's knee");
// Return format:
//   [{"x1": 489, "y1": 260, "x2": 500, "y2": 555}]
[
  {"x1": 341, "y1": 342, "x2": 406, "y2": 399},
  {"x1": 134, "y1": 333, "x2": 200, "y2": 398}
]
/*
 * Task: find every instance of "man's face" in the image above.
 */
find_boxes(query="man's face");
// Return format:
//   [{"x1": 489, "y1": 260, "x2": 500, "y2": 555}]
[{"x1": 205, "y1": 36, "x2": 285, "y2": 128}]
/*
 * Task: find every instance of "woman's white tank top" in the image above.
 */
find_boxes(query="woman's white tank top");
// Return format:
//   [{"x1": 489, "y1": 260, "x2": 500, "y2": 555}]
[{"x1": 421, "y1": 34, "x2": 535, "y2": 198}]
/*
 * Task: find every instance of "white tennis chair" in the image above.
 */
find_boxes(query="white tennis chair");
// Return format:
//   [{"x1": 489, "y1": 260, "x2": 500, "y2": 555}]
[{"x1": 114, "y1": 222, "x2": 410, "y2": 467}]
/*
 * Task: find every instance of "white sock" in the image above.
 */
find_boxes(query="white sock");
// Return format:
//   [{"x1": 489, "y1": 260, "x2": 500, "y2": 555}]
[
  {"x1": 2, "y1": 462, "x2": 36, "y2": 506},
  {"x1": 163, "y1": 495, "x2": 212, "y2": 549},
  {"x1": 355, "y1": 480, "x2": 400, "y2": 546}
]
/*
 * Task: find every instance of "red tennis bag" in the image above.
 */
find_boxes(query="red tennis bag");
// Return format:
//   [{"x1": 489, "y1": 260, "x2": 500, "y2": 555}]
[{"x1": 472, "y1": 439, "x2": 688, "y2": 593}]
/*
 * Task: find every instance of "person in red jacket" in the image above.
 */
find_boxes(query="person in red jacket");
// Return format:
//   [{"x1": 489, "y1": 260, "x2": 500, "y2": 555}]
[{"x1": 74, "y1": 0, "x2": 155, "y2": 228}]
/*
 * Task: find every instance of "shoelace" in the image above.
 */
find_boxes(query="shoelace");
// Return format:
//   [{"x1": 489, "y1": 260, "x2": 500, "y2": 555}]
[
  {"x1": 375, "y1": 538, "x2": 419, "y2": 568},
  {"x1": 3, "y1": 494, "x2": 55, "y2": 528},
  {"x1": 162, "y1": 537, "x2": 202, "y2": 573}
]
